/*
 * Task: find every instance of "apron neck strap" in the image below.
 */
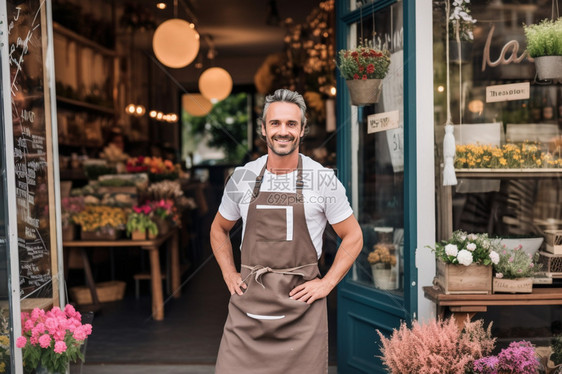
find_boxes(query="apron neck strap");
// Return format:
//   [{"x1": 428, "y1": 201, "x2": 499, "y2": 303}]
[{"x1": 252, "y1": 155, "x2": 304, "y2": 198}]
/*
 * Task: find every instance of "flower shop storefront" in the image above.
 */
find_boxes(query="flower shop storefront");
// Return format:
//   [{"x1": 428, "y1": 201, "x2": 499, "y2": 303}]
[
  {"x1": 428, "y1": 0, "x2": 562, "y2": 372},
  {"x1": 335, "y1": 0, "x2": 562, "y2": 372}
]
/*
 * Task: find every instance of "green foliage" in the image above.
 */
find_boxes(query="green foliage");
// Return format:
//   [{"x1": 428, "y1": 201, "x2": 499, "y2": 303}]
[
  {"x1": 97, "y1": 178, "x2": 136, "y2": 187},
  {"x1": 551, "y1": 334, "x2": 562, "y2": 366},
  {"x1": 126, "y1": 213, "x2": 158, "y2": 237},
  {"x1": 524, "y1": 18, "x2": 562, "y2": 57},
  {"x1": 493, "y1": 245, "x2": 540, "y2": 279},
  {"x1": 83, "y1": 165, "x2": 116, "y2": 180},
  {"x1": 337, "y1": 46, "x2": 391, "y2": 80},
  {"x1": 183, "y1": 93, "x2": 249, "y2": 164}
]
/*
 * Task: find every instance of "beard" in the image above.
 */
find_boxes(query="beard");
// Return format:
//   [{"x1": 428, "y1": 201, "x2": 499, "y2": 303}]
[{"x1": 266, "y1": 134, "x2": 300, "y2": 156}]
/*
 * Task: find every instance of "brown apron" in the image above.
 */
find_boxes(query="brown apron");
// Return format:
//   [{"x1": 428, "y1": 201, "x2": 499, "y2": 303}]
[{"x1": 215, "y1": 155, "x2": 328, "y2": 374}]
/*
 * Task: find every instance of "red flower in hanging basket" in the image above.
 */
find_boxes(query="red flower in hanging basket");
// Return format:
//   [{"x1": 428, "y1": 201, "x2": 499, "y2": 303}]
[{"x1": 337, "y1": 45, "x2": 390, "y2": 80}]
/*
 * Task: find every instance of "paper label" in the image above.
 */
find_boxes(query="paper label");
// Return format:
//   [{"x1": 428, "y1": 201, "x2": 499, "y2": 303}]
[
  {"x1": 367, "y1": 110, "x2": 400, "y2": 134},
  {"x1": 486, "y1": 82, "x2": 530, "y2": 103}
]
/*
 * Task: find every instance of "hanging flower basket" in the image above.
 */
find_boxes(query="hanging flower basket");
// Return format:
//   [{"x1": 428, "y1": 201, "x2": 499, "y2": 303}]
[
  {"x1": 534, "y1": 56, "x2": 562, "y2": 80},
  {"x1": 345, "y1": 79, "x2": 383, "y2": 106}
]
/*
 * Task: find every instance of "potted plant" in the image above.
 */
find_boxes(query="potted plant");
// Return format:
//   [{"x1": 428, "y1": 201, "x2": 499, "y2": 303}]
[
  {"x1": 377, "y1": 317, "x2": 495, "y2": 373},
  {"x1": 523, "y1": 18, "x2": 562, "y2": 80},
  {"x1": 126, "y1": 204, "x2": 158, "y2": 240},
  {"x1": 430, "y1": 230, "x2": 500, "y2": 294},
  {"x1": 60, "y1": 196, "x2": 84, "y2": 241},
  {"x1": 367, "y1": 243, "x2": 398, "y2": 290},
  {"x1": 72, "y1": 206, "x2": 127, "y2": 240},
  {"x1": 492, "y1": 244, "x2": 539, "y2": 293},
  {"x1": 149, "y1": 199, "x2": 177, "y2": 235},
  {"x1": 473, "y1": 340, "x2": 541, "y2": 374},
  {"x1": 16, "y1": 305, "x2": 92, "y2": 374},
  {"x1": 336, "y1": 44, "x2": 390, "y2": 106},
  {"x1": 448, "y1": 0, "x2": 477, "y2": 63}
]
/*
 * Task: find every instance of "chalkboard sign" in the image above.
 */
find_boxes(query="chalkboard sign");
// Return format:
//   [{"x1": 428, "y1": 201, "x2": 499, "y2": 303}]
[{"x1": 8, "y1": 0, "x2": 57, "y2": 300}]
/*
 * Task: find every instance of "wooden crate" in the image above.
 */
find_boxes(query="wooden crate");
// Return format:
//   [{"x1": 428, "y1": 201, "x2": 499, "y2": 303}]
[
  {"x1": 493, "y1": 277, "x2": 533, "y2": 294},
  {"x1": 70, "y1": 281, "x2": 126, "y2": 305},
  {"x1": 545, "y1": 230, "x2": 562, "y2": 254},
  {"x1": 434, "y1": 260, "x2": 492, "y2": 294}
]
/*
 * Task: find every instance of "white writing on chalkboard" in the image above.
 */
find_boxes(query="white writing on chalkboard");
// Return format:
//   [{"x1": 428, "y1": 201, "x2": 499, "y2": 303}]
[{"x1": 9, "y1": 0, "x2": 53, "y2": 299}]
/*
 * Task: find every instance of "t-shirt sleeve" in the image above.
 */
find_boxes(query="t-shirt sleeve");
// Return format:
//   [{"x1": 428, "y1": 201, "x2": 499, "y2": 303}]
[
  {"x1": 323, "y1": 170, "x2": 354, "y2": 225},
  {"x1": 217, "y1": 173, "x2": 242, "y2": 222}
]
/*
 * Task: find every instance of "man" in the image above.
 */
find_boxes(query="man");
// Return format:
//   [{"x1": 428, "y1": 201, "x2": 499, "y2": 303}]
[{"x1": 211, "y1": 89, "x2": 363, "y2": 373}]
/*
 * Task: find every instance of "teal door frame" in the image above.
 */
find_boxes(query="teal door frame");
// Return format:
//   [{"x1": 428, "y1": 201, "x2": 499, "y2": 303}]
[{"x1": 336, "y1": 0, "x2": 417, "y2": 372}]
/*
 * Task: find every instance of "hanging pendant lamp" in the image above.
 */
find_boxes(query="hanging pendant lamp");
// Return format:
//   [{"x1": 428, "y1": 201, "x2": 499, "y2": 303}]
[
  {"x1": 198, "y1": 67, "x2": 233, "y2": 103},
  {"x1": 153, "y1": 19, "x2": 200, "y2": 68},
  {"x1": 182, "y1": 93, "x2": 213, "y2": 117}
]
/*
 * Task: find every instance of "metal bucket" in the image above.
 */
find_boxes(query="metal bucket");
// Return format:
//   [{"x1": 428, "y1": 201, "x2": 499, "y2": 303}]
[{"x1": 535, "y1": 56, "x2": 562, "y2": 80}]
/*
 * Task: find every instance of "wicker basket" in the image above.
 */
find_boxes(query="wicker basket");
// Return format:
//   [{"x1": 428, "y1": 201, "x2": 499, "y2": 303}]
[
  {"x1": 70, "y1": 281, "x2": 126, "y2": 305},
  {"x1": 539, "y1": 251, "x2": 562, "y2": 274}
]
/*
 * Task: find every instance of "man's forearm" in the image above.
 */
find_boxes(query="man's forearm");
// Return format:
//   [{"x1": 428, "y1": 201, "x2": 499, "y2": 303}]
[
  {"x1": 322, "y1": 233, "x2": 363, "y2": 289},
  {"x1": 210, "y1": 225, "x2": 237, "y2": 278}
]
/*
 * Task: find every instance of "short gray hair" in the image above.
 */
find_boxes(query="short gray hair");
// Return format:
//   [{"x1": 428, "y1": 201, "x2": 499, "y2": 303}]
[{"x1": 260, "y1": 89, "x2": 308, "y2": 137}]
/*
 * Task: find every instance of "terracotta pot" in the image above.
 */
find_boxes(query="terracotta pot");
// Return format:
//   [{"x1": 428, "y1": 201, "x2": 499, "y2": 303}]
[
  {"x1": 131, "y1": 230, "x2": 147, "y2": 241},
  {"x1": 345, "y1": 79, "x2": 382, "y2": 106}
]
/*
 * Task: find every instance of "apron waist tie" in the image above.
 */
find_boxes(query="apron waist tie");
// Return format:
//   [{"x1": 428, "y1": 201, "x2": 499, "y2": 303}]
[{"x1": 241, "y1": 263, "x2": 317, "y2": 289}]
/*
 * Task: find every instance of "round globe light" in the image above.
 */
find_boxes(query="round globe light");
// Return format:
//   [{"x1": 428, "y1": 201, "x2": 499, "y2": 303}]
[
  {"x1": 198, "y1": 67, "x2": 233, "y2": 103},
  {"x1": 182, "y1": 93, "x2": 213, "y2": 117},
  {"x1": 126, "y1": 103, "x2": 136, "y2": 115},
  {"x1": 153, "y1": 19, "x2": 200, "y2": 68}
]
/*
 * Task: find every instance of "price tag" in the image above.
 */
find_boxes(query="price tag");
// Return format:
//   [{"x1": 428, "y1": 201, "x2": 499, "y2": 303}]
[{"x1": 367, "y1": 110, "x2": 400, "y2": 134}]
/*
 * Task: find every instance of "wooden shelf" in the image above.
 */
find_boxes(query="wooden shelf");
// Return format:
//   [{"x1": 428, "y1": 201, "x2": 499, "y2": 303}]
[
  {"x1": 455, "y1": 168, "x2": 562, "y2": 179},
  {"x1": 53, "y1": 22, "x2": 116, "y2": 56},
  {"x1": 56, "y1": 96, "x2": 115, "y2": 115}
]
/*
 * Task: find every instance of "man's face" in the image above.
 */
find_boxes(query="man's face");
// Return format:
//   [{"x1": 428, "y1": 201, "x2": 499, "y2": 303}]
[{"x1": 261, "y1": 102, "x2": 305, "y2": 157}]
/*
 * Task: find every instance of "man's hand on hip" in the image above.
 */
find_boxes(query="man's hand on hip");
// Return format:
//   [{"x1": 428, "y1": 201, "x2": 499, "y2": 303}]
[
  {"x1": 224, "y1": 272, "x2": 247, "y2": 295},
  {"x1": 289, "y1": 278, "x2": 332, "y2": 304}
]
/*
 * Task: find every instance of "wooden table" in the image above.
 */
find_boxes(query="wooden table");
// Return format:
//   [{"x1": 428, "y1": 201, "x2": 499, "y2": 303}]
[
  {"x1": 64, "y1": 229, "x2": 181, "y2": 321},
  {"x1": 423, "y1": 286, "x2": 562, "y2": 327}
]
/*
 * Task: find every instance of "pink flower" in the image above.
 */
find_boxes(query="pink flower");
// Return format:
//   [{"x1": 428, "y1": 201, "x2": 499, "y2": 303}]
[
  {"x1": 23, "y1": 319, "x2": 35, "y2": 332},
  {"x1": 496, "y1": 273, "x2": 504, "y2": 278},
  {"x1": 54, "y1": 330, "x2": 66, "y2": 341},
  {"x1": 73, "y1": 326, "x2": 87, "y2": 341},
  {"x1": 16, "y1": 336, "x2": 27, "y2": 348},
  {"x1": 31, "y1": 308, "x2": 45, "y2": 321},
  {"x1": 38, "y1": 334, "x2": 51, "y2": 348},
  {"x1": 45, "y1": 317, "x2": 58, "y2": 333},
  {"x1": 508, "y1": 256, "x2": 514, "y2": 263},
  {"x1": 83, "y1": 324, "x2": 92, "y2": 335},
  {"x1": 64, "y1": 304, "x2": 78, "y2": 318},
  {"x1": 133, "y1": 206, "x2": 142, "y2": 213},
  {"x1": 54, "y1": 341, "x2": 67, "y2": 354},
  {"x1": 30, "y1": 335, "x2": 39, "y2": 345}
]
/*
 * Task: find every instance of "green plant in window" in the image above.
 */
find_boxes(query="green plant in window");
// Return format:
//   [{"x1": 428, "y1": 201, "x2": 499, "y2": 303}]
[{"x1": 523, "y1": 18, "x2": 562, "y2": 57}]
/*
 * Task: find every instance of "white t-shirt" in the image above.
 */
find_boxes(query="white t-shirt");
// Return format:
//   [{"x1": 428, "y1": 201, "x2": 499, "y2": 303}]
[{"x1": 218, "y1": 154, "x2": 354, "y2": 258}]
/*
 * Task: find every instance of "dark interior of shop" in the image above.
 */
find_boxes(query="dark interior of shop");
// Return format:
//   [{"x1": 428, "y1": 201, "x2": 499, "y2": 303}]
[{"x1": 46, "y1": 0, "x2": 341, "y2": 371}]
